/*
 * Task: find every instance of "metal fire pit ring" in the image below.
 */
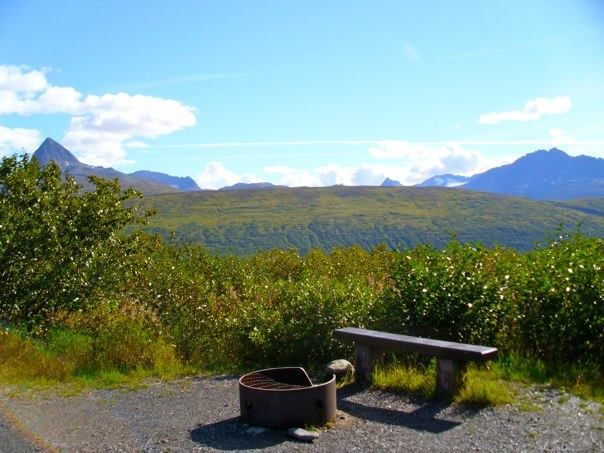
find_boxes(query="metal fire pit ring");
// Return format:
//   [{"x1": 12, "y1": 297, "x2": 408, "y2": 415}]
[{"x1": 239, "y1": 367, "x2": 337, "y2": 428}]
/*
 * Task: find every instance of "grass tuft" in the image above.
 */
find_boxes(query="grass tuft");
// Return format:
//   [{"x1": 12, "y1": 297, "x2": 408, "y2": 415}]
[
  {"x1": 493, "y1": 354, "x2": 603, "y2": 404},
  {"x1": 0, "y1": 330, "x2": 70, "y2": 383},
  {"x1": 372, "y1": 361, "x2": 436, "y2": 398},
  {"x1": 372, "y1": 361, "x2": 514, "y2": 406},
  {"x1": 454, "y1": 365, "x2": 514, "y2": 406},
  {"x1": 0, "y1": 326, "x2": 197, "y2": 392}
]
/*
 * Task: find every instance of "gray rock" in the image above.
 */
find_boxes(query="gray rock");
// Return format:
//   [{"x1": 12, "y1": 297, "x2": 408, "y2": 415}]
[
  {"x1": 325, "y1": 359, "x2": 354, "y2": 376},
  {"x1": 286, "y1": 427, "x2": 320, "y2": 442}
]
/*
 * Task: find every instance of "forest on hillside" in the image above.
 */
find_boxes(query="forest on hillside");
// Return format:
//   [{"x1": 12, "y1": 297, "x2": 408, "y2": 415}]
[{"x1": 137, "y1": 187, "x2": 604, "y2": 254}]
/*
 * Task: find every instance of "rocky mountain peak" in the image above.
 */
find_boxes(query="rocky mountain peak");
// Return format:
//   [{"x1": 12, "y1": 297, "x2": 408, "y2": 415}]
[{"x1": 33, "y1": 137, "x2": 82, "y2": 168}]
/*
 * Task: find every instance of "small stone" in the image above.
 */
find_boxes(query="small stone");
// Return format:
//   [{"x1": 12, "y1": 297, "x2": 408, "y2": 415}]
[
  {"x1": 287, "y1": 427, "x2": 320, "y2": 442},
  {"x1": 245, "y1": 426, "x2": 268, "y2": 435},
  {"x1": 325, "y1": 359, "x2": 354, "y2": 376}
]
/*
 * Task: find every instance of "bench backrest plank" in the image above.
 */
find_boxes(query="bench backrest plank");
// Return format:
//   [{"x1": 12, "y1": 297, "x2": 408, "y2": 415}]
[{"x1": 333, "y1": 327, "x2": 498, "y2": 362}]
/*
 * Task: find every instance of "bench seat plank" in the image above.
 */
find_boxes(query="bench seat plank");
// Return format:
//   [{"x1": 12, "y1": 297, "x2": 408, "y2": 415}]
[{"x1": 333, "y1": 327, "x2": 498, "y2": 362}]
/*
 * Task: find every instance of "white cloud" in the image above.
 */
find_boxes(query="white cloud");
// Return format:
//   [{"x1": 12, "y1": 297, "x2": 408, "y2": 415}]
[
  {"x1": 478, "y1": 96, "x2": 571, "y2": 125},
  {"x1": 124, "y1": 140, "x2": 149, "y2": 149},
  {"x1": 0, "y1": 65, "x2": 196, "y2": 166},
  {"x1": 263, "y1": 164, "x2": 392, "y2": 187},
  {"x1": 261, "y1": 142, "x2": 508, "y2": 187},
  {"x1": 78, "y1": 93, "x2": 195, "y2": 136},
  {"x1": 0, "y1": 65, "x2": 47, "y2": 94},
  {"x1": 0, "y1": 124, "x2": 41, "y2": 154},
  {"x1": 63, "y1": 93, "x2": 196, "y2": 165},
  {"x1": 264, "y1": 165, "x2": 322, "y2": 187},
  {"x1": 196, "y1": 161, "x2": 259, "y2": 190},
  {"x1": 549, "y1": 128, "x2": 576, "y2": 145},
  {"x1": 37, "y1": 86, "x2": 83, "y2": 114},
  {"x1": 0, "y1": 89, "x2": 38, "y2": 115},
  {"x1": 350, "y1": 164, "x2": 401, "y2": 185},
  {"x1": 0, "y1": 66, "x2": 74, "y2": 115},
  {"x1": 315, "y1": 164, "x2": 353, "y2": 186},
  {"x1": 312, "y1": 164, "x2": 400, "y2": 186},
  {"x1": 369, "y1": 141, "x2": 420, "y2": 160},
  {"x1": 62, "y1": 125, "x2": 133, "y2": 166},
  {"x1": 258, "y1": 140, "x2": 511, "y2": 187},
  {"x1": 191, "y1": 139, "x2": 528, "y2": 189},
  {"x1": 367, "y1": 141, "x2": 492, "y2": 179}
]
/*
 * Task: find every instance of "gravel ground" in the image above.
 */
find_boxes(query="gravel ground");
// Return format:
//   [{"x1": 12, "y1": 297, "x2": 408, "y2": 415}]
[
  {"x1": 0, "y1": 375, "x2": 602, "y2": 452},
  {"x1": 0, "y1": 411, "x2": 45, "y2": 453}
]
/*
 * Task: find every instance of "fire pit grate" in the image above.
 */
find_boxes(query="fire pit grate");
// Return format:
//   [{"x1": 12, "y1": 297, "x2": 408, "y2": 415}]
[{"x1": 240, "y1": 372, "x2": 309, "y2": 390}]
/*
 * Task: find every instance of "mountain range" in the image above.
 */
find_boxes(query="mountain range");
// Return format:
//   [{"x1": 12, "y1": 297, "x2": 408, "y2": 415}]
[
  {"x1": 414, "y1": 148, "x2": 604, "y2": 200},
  {"x1": 32, "y1": 138, "x2": 200, "y2": 194},
  {"x1": 218, "y1": 182, "x2": 287, "y2": 191},
  {"x1": 31, "y1": 138, "x2": 603, "y2": 201},
  {"x1": 23, "y1": 138, "x2": 604, "y2": 254},
  {"x1": 130, "y1": 170, "x2": 199, "y2": 192},
  {"x1": 415, "y1": 174, "x2": 471, "y2": 188},
  {"x1": 462, "y1": 149, "x2": 604, "y2": 199}
]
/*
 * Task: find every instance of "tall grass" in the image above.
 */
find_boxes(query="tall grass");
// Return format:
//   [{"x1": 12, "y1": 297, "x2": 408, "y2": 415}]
[
  {"x1": 371, "y1": 359, "x2": 515, "y2": 405},
  {"x1": 493, "y1": 353, "x2": 603, "y2": 403},
  {"x1": 372, "y1": 360, "x2": 436, "y2": 398},
  {"x1": 455, "y1": 365, "x2": 515, "y2": 406},
  {"x1": 0, "y1": 322, "x2": 194, "y2": 389}
]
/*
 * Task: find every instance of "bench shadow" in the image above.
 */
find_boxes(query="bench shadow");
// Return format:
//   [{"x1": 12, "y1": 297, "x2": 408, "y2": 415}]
[
  {"x1": 337, "y1": 384, "x2": 481, "y2": 433},
  {"x1": 190, "y1": 417, "x2": 287, "y2": 451},
  {"x1": 190, "y1": 384, "x2": 484, "y2": 448}
]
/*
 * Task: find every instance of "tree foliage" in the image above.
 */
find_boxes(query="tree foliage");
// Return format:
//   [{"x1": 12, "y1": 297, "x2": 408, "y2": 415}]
[{"x1": 0, "y1": 154, "x2": 147, "y2": 326}]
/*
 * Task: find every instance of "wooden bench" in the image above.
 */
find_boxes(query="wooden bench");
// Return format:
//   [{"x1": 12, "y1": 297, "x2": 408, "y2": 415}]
[{"x1": 333, "y1": 327, "x2": 498, "y2": 397}]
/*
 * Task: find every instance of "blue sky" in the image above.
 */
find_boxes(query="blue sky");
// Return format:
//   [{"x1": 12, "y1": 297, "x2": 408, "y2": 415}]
[{"x1": 1, "y1": 0, "x2": 603, "y2": 189}]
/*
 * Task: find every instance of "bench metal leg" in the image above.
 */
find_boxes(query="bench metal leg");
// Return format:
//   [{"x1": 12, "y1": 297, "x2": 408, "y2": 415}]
[
  {"x1": 355, "y1": 344, "x2": 384, "y2": 385},
  {"x1": 436, "y1": 359, "x2": 467, "y2": 398}
]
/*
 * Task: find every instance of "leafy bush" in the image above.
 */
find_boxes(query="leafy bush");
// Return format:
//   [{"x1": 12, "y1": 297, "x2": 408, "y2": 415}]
[
  {"x1": 378, "y1": 241, "x2": 520, "y2": 346},
  {"x1": 379, "y1": 234, "x2": 603, "y2": 368},
  {"x1": 0, "y1": 154, "x2": 148, "y2": 327},
  {"x1": 514, "y1": 233, "x2": 603, "y2": 365},
  {"x1": 229, "y1": 275, "x2": 378, "y2": 368}
]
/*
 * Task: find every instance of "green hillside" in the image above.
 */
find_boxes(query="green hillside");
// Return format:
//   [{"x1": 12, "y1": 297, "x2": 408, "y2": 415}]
[
  {"x1": 136, "y1": 186, "x2": 604, "y2": 254},
  {"x1": 557, "y1": 197, "x2": 604, "y2": 217}
]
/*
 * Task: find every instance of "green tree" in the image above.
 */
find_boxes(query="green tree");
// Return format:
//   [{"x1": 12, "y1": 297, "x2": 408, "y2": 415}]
[{"x1": 0, "y1": 154, "x2": 148, "y2": 326}]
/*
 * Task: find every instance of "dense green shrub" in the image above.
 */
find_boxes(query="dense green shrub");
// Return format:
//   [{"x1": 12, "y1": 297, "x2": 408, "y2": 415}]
[
  {"x1": 378, "y1": 241, "x2": 520, "y2": 346},
  {"x1": 34, "y1": 230, "x2": 603, "y2": 372},
  {"x1": 514, "y1": 233, "x2": 603, "y2": 365},
  {"x1": 379, "y1": 235, "x2": 603, "y2": 368},
  {"x1": 229, "y1": 275, "x2": 379, "y2": 368},
  {"x1": 0, "y1": 154, "x2": 148, "y2": 326}
]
